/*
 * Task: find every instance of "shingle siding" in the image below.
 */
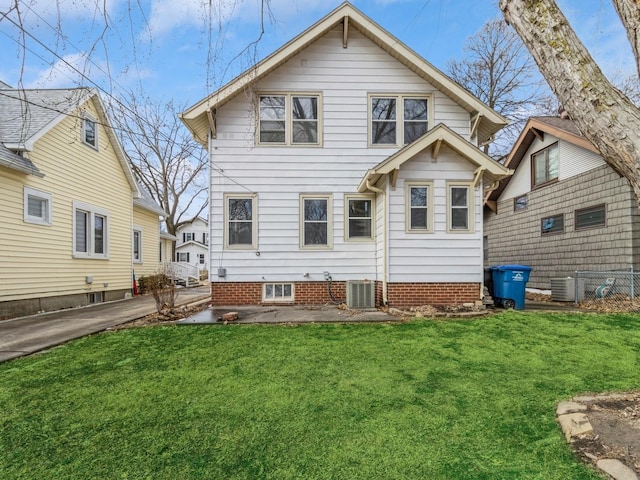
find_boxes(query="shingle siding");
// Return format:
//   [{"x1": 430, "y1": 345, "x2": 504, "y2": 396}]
[{"x1": 485, "y1": 165, "x2": 640, "y2": 289}]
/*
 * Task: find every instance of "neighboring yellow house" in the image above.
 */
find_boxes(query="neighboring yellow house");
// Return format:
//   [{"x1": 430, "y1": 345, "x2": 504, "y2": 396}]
[
  {"x1": 0, "y1": 86, "x2": 164, "y2": 318},
  {"x1": 133, "y1": 187, "x2": 169, "y2": 278}
]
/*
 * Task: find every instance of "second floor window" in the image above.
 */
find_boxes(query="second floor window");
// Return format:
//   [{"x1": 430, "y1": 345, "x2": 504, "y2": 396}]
[
  {"x1": 370, "y1": 95, "x2": 429, "y2": 146},
  {"x1": 532, "y1": 143, "x2": 558, "y2": 187},
  {"x1": 259, "y1": 94, "x2": 320, "y2": 145},
  {"x1": 83, "y1": 116, "x2": 97, "y2": 148}
]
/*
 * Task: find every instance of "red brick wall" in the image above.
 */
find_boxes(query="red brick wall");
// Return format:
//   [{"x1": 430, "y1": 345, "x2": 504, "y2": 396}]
[
  {"x1": 211, "y1": 281, "x2": 479, "y2": 307},
  {"x1": 387, "y1": 283, "x2": 479, "y2": 308}
]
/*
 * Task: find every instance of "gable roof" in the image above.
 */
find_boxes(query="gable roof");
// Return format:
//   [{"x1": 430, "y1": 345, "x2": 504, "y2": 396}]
[
  {"x1": 484, "y1": 116, "x2": 600, "y2": 209},
  {"x1": 180, "y1": 2, "x2": 507, "y2": 147},
  {"x1": 358, "y1": 123, "x2": 513, "y2": 193},
  {"x1": 134, "y1": 184, "x2": 168, "y2": 216},
  {"x1": 0, "y1": 143, "x2": 43, "y2": 177},
  {"x1": 0, "y1": 87, "x2": 139, "y2": 193}
]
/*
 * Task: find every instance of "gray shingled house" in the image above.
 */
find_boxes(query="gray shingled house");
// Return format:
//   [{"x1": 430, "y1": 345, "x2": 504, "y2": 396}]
[{"x1": 484, "y1": 115, "x2": 640, "y2": 290}]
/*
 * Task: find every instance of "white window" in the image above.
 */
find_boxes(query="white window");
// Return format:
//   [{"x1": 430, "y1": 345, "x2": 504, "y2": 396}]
[
  {"x1": 73, "y1": 201, "x2": 109, "y2": 258},
  {"x1": 133, "y1": 229, "x2": 142, "y2": 263},
  {"x1": 447, "y1": 183, "x2": 473, "y2": 233},
  {"x1": 177, "y1": 252, "x2": 189, "y2": 262},
  {"x1": 225, "y1": 194, "x2": 257, "y2": 249},
  {"x1": 300, "y1": 194, "x2": 332, "y2": 249},
  {"x1": 183, "y1": 232, "x2": 194, "y2": 242},
  {"x1": 406, "y1": 182, "x2": 433, "y2": 233},
  {"x1": 370, "y1": 95, "x2": 429, "y2": 146},
  {"x1": 345, "y1": 194, "x2": 374, "y2": 240},
  {"x1": 24, "y1": 187, "x2": 52, "y2": 226},
  {"x1": 83, "y1": 116, "x2": 98, "y2": 149},
  {"x1": 198, "y1": 254, "x2": 205, "y2": 265},
  {"x1": 263, "y1": 283, "x2": 294, "y2": 302},
  {"x1": 258, "y1": 93, "x2": 321, "y2": 145}
]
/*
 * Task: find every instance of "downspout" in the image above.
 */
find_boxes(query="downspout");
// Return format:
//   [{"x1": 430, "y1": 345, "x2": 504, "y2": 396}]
[{"x1": 366, "y1": 179, "x2": 388, "y2": 306}]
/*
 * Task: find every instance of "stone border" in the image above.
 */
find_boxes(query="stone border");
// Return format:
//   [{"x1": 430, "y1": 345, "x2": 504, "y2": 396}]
[{"x1": 557, "y1": 396, "x2": 638, "y2": 480}]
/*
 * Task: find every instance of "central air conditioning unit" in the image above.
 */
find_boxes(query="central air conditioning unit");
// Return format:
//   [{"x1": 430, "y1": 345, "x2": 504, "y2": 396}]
[
  {"x1": 346, "y1": 280, "x2": 375, "y2": 308},
  {"x1": 551, "y1": 277, "x2": 585, "y2": 302}
]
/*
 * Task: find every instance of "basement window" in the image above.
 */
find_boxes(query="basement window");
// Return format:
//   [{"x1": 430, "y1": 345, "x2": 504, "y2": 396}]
[{"x1": 263, "y1": 283, "x2": 294, "y2": 302}]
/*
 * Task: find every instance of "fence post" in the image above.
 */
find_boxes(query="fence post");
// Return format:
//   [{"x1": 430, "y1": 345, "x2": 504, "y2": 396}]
[
  {"x1": 574, "y1": 271, "x2": 579, "y2": 306},
  {"x1": 631, "y1": 266, "x2": 635, "y2": 300}
]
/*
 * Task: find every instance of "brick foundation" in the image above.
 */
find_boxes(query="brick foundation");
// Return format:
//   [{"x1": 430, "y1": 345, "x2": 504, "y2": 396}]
[{"x1": 211, "y1": 281, "x2": 479, "y2": 308}]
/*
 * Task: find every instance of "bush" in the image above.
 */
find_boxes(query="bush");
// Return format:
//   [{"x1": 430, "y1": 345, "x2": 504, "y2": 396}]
[{"x1": 138, "y1": 273, "x2": 176, "y2": 313}]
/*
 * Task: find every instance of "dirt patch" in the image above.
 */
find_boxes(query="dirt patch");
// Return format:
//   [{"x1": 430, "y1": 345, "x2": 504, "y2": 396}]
[
  {"x1": 570, "y1": 391, "x2": 640, "y2": 475},
  {"x1": 110, "y1": 302, "x2": 211, "y2": 330}
]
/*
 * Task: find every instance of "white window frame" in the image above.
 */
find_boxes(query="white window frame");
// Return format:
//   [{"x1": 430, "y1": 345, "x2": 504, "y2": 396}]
[
  {"x1": 23, "y1": 186, "x2": 52, "y2": 226},
  {"x1": 133, "y1": 227, "x2": 143, "y2": 263},
  {"x1": 177, "y1": 252, "x2": 189, "y2": 262},
  {"x1": 72, "y1": 200, "x2": 109, "y2": 259},
  {"x1": 369, "y1": 94, "x2": 431, "y2": 147},
  {"x1": 83, "y1": 115, "x2": 98, "y2": 149},
  {"x1": 262, "y1": 283, "x2": 295, "y2": 302},
  {"x1": 257, "y1": 92, "x2": 322, "y2": 146},
  {"x1": 446, "y1": 182, "x2": 474, "y2": 233},
  {"x1": 405, "y1": 182, "x2": 433, "y2": 233},
  {"x1": 300, "y1": 194, "x2": 333, "y2": 249},
  {"x1": 345, "y1": 194, "x2": 375, "y2": 241},
  {"x1": 198, "y1": 253, "x2": 206, "y2": 265},
  {"x1": 532, "y1": 142, "x2": 559, "y2": 188},
  {"x1": 224, "y1": 193, "x2": 257, "y2": 250}
]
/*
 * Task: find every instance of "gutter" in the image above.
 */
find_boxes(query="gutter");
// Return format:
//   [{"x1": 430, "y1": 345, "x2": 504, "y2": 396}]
[{"x1": 366, "y1": 179, "x2": 388, "y2": 306}]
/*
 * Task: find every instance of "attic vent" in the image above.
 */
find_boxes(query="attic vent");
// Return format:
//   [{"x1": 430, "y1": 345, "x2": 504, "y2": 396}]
[{"x1": 346, "y1": 281, "x2": 375, "y2": 308}]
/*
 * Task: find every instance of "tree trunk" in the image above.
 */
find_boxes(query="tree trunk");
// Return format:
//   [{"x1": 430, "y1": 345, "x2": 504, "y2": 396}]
[
  {"x1": 500, "y1": 0, "x2": 640, "y2": 208},
  {"x1": 612, "y1": 0, "x2": 640, "y2": 77}
]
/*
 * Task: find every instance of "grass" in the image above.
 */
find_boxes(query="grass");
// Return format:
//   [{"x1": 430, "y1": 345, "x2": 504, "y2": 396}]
[{"x1": 1, "y1": 311, "x2": 639, "y2": 479}]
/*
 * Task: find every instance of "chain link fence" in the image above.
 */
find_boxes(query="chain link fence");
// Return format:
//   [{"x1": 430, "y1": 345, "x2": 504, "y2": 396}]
[{"x1": 572, "y1": 268, "x2": 640, "y2": 313}]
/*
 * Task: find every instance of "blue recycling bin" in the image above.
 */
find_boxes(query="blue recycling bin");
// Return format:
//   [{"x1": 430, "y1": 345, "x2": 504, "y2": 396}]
[{"x1": 490, "y1": 265, "x2": 532, "y2": 310}]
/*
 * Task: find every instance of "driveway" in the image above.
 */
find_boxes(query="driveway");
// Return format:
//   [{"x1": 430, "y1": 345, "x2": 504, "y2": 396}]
[{"x1": 0, "y1": 286, "x2": 211, "y2": 363}]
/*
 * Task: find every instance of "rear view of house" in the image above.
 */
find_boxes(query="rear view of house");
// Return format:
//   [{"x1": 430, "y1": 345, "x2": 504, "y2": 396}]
[
  {"x1": 180, "y1": 2, "x2": 511, "y2": 308},
  {"x1": 484, "y1": 115, "x2": 640, "y2": 289},
  {"x1": 0, "y1": 86, "x2": 162, "y2": 318}
]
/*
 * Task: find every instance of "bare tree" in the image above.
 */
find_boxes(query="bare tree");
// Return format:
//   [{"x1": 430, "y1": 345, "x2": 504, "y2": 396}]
[
  {"x1": 500, "y1": 0, "x2": 640, "y2": 207},
  {"x1": 108, "y1": 93, "x2": 208, "y2": 237},
  {"x1": 447, "y1": 18, "x2": 550, "y2": 156}
]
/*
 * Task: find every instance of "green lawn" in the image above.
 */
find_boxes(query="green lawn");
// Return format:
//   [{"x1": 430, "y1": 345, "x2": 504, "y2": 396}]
[{"x1": 1, "y1": 311, "x2": 639, "y2": 479}]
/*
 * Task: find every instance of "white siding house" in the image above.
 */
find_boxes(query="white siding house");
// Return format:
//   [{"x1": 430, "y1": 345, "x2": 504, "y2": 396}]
[
  {"x1": 175, "y1": 217, "x2": 209, "y2": 271},
  {"x1": 180, "y1": 2, "x2": 511, "y2": 307}
]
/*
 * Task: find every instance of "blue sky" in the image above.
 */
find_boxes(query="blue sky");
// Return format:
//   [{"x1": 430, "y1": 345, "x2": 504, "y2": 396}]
[{"x1": 0, "y1": 0, "x2": 635, "y2": 109}]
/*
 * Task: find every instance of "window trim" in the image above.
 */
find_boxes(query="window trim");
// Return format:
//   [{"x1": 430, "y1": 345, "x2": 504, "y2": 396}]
[
  {"x1": 514, "y1": 194, "x2": 528, "y2": 212},
  {"x1": 541, "y1": 213, "x2": 565, "y2": 236},
  {"x1": 257, "y1": 92, "x2": 322, "y2": 147},
  {"x1": 177, "y1": 252, "x2": 190, "y2": 262},
  {"x1": 344, "y1": 194, "x2": 375, "y2": 241},
  {"x1": 446, "y1": 182, "x2": 474, "y2": 233},
  {"x1": 405, "y1": 181, "x2": 434, "y2": 233},
  {"x1": 262, "y1": 283, "x2": 295, "y2": 303},
  {"x1": 23, "y1": 186, "x2": 52, "y2": 226},
  {"x1": 224, "y1": 193, "x2": 258, "y2": 250},
  {"x1": 300, "y1": 194, "x2": 333, "y2": 250},
  {"x1": 82, "y1": 114, "x2": 98, "y2": 150},
  {"x1": 531, "y1": 142, "x2": 559, "y2": 189},
  {"x1": 72, "y1": 200, "x2": 109, "y2": 259},
  {"x1": 575, "y1": 204, "x2": 606, "y2": 231},
  {"x1": 133, "y1": 227, "x2": 143, "y2": 264},
  {"x1": 368, "y1": 94, "x2": 431, "y2": 147}
]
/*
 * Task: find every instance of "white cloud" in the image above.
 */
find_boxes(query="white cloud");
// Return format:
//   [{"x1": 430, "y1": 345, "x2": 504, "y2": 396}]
[{"x1": 26, "y1": 52, "x2": 98, "y2": 88}]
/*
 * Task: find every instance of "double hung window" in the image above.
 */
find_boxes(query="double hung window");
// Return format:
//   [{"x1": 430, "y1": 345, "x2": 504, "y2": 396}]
[
  {"x1": 370, "y1": 95, "x2": 429, "y2": 146},
  {"x1": 406, "y1": 183, "x2": 433, "y2": 232},
  {"x1": 532, "y1": 143, "x2": 559, "y2": 187},
  {"x1": 447, "y1": 183, "x2": 473, "y2": 232},
  {"x1": 225, "y1": 194, "x2": 257, "y2": 249},
  {"x1": 133, "y1": 229, "x2": 142, "y2": 262},
  {"x1": 73, "y1": 201, "x2": 109, "y2": 258},
  {"x1": 300, "y1": 195, "x2": 332, "y2": 248},
  {"x1": 259, "y1": 94, "x2": 320, "y2": 145},
  {"x1": 346, "y1": 195, "x2": 374, "y2": 240},
  {"x1": 83, "y1": 116, "x2": 98, "y2": 148}
]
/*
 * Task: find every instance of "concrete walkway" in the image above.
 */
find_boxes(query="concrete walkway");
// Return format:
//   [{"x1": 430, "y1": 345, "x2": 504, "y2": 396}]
[{"x1": 0, "y1": 286, "x2": 211, "y2": 363}]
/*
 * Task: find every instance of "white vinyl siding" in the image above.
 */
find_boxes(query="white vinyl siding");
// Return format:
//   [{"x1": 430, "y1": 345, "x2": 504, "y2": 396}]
[
  {"x1": 207, "y1": 26, "x2": 474, "y2": 283},
  {"x1": 23, "y1": 186, "x2": 52, "y2": 226}
]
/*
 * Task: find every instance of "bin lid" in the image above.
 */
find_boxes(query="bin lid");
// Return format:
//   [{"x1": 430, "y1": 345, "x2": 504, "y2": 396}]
[{"x1": 492, "y1": 264, "x2": 533, "y2": 271}]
